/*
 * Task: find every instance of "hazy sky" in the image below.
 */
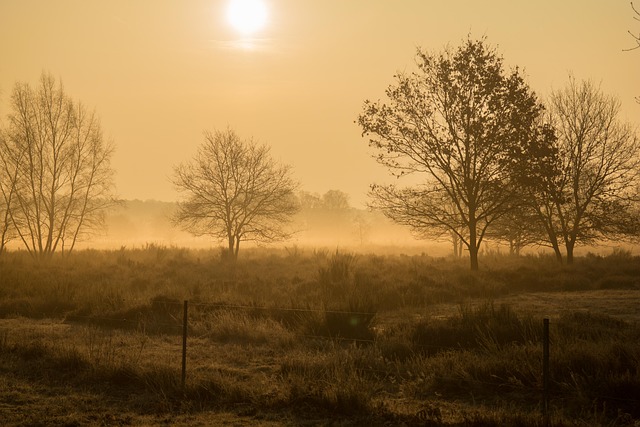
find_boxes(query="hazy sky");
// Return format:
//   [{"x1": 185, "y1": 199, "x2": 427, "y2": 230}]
[{"x1": 1, "y1": 0, "x2": 638, "y2": 207}]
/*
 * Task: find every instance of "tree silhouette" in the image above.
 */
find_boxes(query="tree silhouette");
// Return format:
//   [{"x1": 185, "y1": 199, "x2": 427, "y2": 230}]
[
  {"x1": 172, "y1": 128, "x2": 299, "y2": 261},
  {"x1": 0, "y1": 131, "x2": 19, "y2": 255},
  {"x1": 359, "y1": 38, "x2": 554, "y2": 270},
  {"x1": 527, "y1": 78, "x2": 640, "y2": 264},
  {"x1": 0, "y1": 72, "x2": 117, "y2": 259}
]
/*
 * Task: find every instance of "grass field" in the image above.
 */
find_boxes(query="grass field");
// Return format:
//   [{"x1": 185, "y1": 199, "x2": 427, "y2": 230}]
[{"x1": 0, "y1": 246, "x2": 639, "y2": 426}]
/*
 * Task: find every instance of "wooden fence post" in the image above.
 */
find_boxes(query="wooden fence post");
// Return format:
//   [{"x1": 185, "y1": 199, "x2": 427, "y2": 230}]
[{"x1": 182, "y1": 300, "x2": 188, "y2": 390}]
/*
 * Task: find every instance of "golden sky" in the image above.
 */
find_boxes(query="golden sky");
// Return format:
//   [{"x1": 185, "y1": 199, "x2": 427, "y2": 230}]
[{"x1": 1, "y1": 0, "x2": 638, "y2": 207}]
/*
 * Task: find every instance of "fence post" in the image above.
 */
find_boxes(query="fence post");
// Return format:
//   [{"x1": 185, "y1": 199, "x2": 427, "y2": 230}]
[
  {"x1": 182, "y1": 300, "x2": 188, "y2": 390},
  {"x1": 543, "y1": 318, "x2": 550, "y2": 426}
]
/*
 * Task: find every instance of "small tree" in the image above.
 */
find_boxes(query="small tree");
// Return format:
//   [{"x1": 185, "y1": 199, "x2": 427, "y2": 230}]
[
  {"x1": 1, "y1": 72, "x2": 117, "y2": 260},
  {"x1": 172, "y1": 128, "x2": 299, "y2": 260},
  {"x1": 528, "y1": 78, "x2": 640, "y2": 264},
  {"x1": 359, "y1": 38, "x2": 554, "y2": 270}
]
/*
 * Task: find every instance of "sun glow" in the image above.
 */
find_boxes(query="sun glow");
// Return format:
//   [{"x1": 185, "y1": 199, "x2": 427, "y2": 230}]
[{"x1": 226, "y1": 0, "x2": 268, "y2": 36}]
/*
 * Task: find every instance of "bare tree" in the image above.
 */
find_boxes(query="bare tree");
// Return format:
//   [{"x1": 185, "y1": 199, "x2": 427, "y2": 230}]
[
  {"x1": 359, "y1": 38, "x2": 554, "y2": 270},
  {"x1": 0, "y1": 89, "x2": 11, "y2": 254},
  {"x1": 172, "y1": 128, "x2": 299, "y2": 261},
  {"x1": 1, "y1": 72, "x2": 117, "y2": 260},
  {"x1": 0, "y1": 131, "x2": 19, "y2": 255},
  {"x1": 626, "y1": 2, "x2": 640, "y2": 103},
  {"x1": 529, "y1": 78, "x2": 640, "y2": 264},
  {"x1": 626, "y1": 1, "x2": 640, "y2": 51}
]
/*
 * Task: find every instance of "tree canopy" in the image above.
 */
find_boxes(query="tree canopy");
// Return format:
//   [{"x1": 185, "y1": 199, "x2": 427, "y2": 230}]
[
  {"x1": 527, "y1": 78, "x2": 640, "y2": 264},
  {"x1": 0, "y1": 72, "x2": 117, "y2": 259},
  {"x1": 172, "y1": 128, "x2": 299, "y2": 260},
  {"x1": 358, "y1": 37, "x2": 554, "y2": 270}
]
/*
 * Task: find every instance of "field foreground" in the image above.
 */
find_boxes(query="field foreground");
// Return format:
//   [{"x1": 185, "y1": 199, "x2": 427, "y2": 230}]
[
  {"x1": 1, "y1": 249, "x2": 640, "y2": 425},
  {"x1": 1, "y1": 290, "x2": 639, "y2": 426}
]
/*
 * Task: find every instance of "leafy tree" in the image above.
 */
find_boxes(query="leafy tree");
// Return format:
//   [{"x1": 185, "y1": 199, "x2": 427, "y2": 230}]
[
  {"x1": 0, "y1": 72, "x2": 117, "y2": 260},
  {"x1": 358, "y1": 38, "x2": 553, "y2": 270},
  {"x1": 528, "y1": 78, "x2": 640, "y2": 264},
  {"x1": 172, "y1": 128, "x2": 299, "y2": 261}
]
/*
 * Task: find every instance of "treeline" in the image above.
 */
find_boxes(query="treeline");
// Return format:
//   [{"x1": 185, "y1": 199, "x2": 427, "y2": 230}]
[
  {"x1": 88, "y1": 192, "x2": 418, "y2": 251},
  {"x1": 359, "y1": 38, "x2": 640, "y2": 270},
  {"x1": 2, "y1": 37, "x2": 640, "y2": 267}
]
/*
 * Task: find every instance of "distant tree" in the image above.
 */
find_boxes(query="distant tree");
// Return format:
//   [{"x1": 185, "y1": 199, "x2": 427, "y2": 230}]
[
  {"x1": 528, "y1": 78, "x2": 640, "y2": 264},
  {"x1": 0, "y1": 72, "x2": 117, "y2": 260},
  {"x1": 486, "y1": 207, "x2": 544, "y2": 256},
  {"x1": 172, "y1": 128, "x2": 299, "y2": 261},
  {"x1": 320, "y1": 189, "x2": 353, "y2": 232},
  {"x1": 297, "y1": 191, "x2": 322, "y2": 211},
  {"x1": 352, "y1": 211, "x2": 371, "y2": 246},
  {"x1": 359, "y1": 38, "x2": 554, "y2": 270},
  {"x1": 321, "y1": 189, "x2": 350, "y2": 211},
  {"x1": 295, "y1": 189, "x2": 357, "y2": 244}
]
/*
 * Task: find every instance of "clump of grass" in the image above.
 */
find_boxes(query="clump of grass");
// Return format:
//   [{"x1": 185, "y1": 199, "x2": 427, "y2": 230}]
[
  {"x1": 280, "y1": 347, "x2": 379, "y2": 415},
  {"x1": 595, "y1": 275, "x2": 639, "y2": 289},
  {"x1": 295, "y1": 309, "x2": 375, "y2": 341},
  {"x1": 306, "y1": 251, "x2": 378, "y2": 340},
  {"x1": 409, "y1": 302, "x2": 540, "y2": 355},
  {"x1": 317, "y1": 250, "x2": 357, "y2": 307},
  {"x1": 191, "y1": 309, "x2": 295, "y2": 347},
  {"x1": 549, "y1": 312, "x2": 640, "y2": 418}
]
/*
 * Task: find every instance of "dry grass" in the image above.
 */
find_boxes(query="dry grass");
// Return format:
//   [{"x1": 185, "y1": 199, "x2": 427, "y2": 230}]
[{"x1": 1, "y1": 247, "x2": 639, "y2": 425}]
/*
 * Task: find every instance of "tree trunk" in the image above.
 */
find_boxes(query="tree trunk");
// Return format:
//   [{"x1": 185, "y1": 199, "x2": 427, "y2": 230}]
[
  {"x1": 546, "y1": 229, "x2": 564, "y2": 264},
  {"x1": 469, "y1": 245, "x2": 479, "y2": 271},
  {"x1": 452, "y1": 232, "x2": 460, "y2": 258},
  {"x1": 553, "y1": 245, "x2": 563, "y2": 264},
  {"x1": 227, "y1": 234, "x2": 236, "y2": 261},
  {"x1": 468, "y1": 210, "x2": 479, "y2": 271},
  {"x1": 566, "y1": 240, "x2": 575, "y2": 265},
  {"x1": 468, "y1": 231, "x2": 479, "y2": 271}
]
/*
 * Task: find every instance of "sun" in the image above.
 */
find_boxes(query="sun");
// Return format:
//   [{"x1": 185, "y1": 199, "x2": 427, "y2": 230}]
[{"x1": 226, "y1": 0, "x2": 268, "y2": 36}]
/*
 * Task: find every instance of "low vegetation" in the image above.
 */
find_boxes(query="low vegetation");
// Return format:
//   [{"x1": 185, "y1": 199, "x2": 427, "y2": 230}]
[{"x1": 0, "y1": 246, "x2": 639, "y2": 425}]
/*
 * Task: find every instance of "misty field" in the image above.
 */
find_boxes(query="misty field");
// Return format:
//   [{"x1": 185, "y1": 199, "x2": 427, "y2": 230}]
[{"x1": 1, "y1": 246, "x2": 639, "y2": 426}]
